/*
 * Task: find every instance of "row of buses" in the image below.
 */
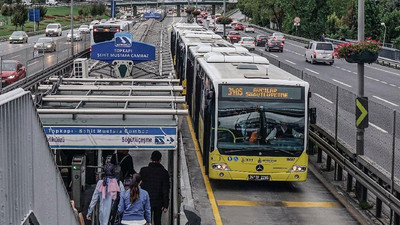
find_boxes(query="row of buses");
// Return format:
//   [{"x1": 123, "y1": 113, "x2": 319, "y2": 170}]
[{"x1": 171, "y1": 23, "x2": 316, "y2": 182}]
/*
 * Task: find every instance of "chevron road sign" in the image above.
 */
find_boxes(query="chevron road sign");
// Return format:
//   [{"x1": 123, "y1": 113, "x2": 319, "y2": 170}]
[{"x1": 356, "y1": 97, "x2": 368, "y2": 129}]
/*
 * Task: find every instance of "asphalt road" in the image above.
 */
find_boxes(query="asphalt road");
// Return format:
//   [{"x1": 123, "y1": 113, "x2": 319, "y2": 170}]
[{"x1": 223, "y1": 12, "x2": 400, "y2": 179}]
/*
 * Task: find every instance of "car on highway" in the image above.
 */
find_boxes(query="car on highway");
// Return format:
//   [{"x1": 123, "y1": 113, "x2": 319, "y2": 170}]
[
  {"x1": 244, "y1": 25, "x2": 255, "y2": 33},
  {"x1": 100, "y1": 19, "x2": 107, "y2": 23},
  {"x1": 45, "y1": 23, "x2": 62, "y2": 37},
  {"x1": 305, "y1": 41, "x2": 335, "y2": 65},
  {"x1": 209, "y1": 20, "x2": 215, "y2": 29},
  {"x1": 34, "y1": 37, "x2": 56, "y2": 52},
  {"x1": 1, "y1": 60, "x2": 26, "y2": 86},
  {"x1": 237, "y1": 37, "x2": 255, "y2": 51},
  {"x1": 78, "y1": 25, "x2": 90, "y2": 33},
  {"x1": 272, "y1": 32, "x2": 285, "y2": 43},
  {"x1": 227, "y1": 31, "x2": 241, "y2": 43},
  {"x1": 9, "y1": 31, "x2": 28, "y2": 44},
  {"x1": 255, "y1": 35, "x2": 268, "y2": 46},
  {"x1": 89, "y1": 20, "x2": 99, "y2": 30},
  {"x1": 230, "y1": 22, "x2": 237, "y2": 28},
  {"x1": 234, "y1": 23, "x2": 244, "y2": 31},
  {"x1": 265, "y1": 38, "x2": 284, "y2": 52},
  {"x1": 67, "y1": 30, "x2": 82, "y2": 41},
  {"x1": 214, "y1": 24, "x2": 224, "y2": 34}
]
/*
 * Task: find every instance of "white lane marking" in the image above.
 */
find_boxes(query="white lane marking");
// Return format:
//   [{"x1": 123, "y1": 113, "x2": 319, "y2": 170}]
[
  {"x1": 369, "y1": 122, "x2": 388, "y2": 134},
  {"x1": 10, "y1": 55, "x2": 20, "y2": 59},
  {"x1": 61, "y1": 49, "x2": 68, "y2": 52},
  {"x1": 352, "y1": 72, "x2": 357, "y2": 74},
  {"x1": 365, "y1": 76, "x2": 380, "y2": 82},
  {"x1": 332, "y1": 79, "x2": 352, "y2": 87},
  {"x1": 285, "y1": 59, "x2": 296, "y2": 65},
  {"x1": 285, "y1": 42, "x2": 304, "y2": 48},
  {"x1": 333, "y1": 66, "x2": 340, "y2": 69},
  {"x1": 270, "y1": 53, "x2": 279, "y2": 58},
  {"x1": 305, "y1": 68, "x2": 319, "y2": 74},
  {"x1": 285, "y1": 49, "x2": 302, "y2": 56},
  {"x1": 366, "y1": 65, "x2": 400, "y2": 77},
  {"x1": 390, "y1": 84, "x2": 397, "y2": 87},
  {"x1": 28, "y1": 61, "x2": 39, "y2": 66},
  {"x1": 381, "y1": 81, "x2": 388, "y2": 84},
  {"x1": 314, "y1": 93, "x2": 333, "y2": 104},
  {"x1": 372, "y1": 95, "x2": 399, "y2": 107},
  {"x1": 48, "y1": 55, "x2": 54, "y2": 58}
]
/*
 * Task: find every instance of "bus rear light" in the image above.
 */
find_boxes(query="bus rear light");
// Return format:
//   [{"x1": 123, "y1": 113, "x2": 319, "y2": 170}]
[
  {"x1": 93, "y1": 28, "x2": 98, "y2": 32},
  {"x1": 116, "y1": 28, "x2": 120, "y2": 32}
]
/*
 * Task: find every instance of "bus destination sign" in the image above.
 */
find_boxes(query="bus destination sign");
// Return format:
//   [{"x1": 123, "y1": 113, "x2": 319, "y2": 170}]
[{"x1": 221, "y1": 85, "x2": 302, "y2": 100}]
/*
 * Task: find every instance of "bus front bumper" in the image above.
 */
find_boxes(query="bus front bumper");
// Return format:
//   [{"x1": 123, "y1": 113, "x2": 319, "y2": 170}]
[{"x1": 208, "y1": 169, "x2": 307, "y2": 182}]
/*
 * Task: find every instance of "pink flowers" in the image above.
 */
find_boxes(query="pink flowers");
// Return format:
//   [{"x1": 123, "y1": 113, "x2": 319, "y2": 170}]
[{"x1": 334, "y1": 39, "x2": 382, "y2": 59}]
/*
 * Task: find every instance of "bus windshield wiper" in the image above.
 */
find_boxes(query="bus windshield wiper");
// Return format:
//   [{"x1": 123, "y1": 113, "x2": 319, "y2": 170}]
[
  {"x1": 266, "y1": 148, "x2": 296, "y2": 156},
  {"x1": 223, "y1": 147, "x2": 262, "y2": 153}
]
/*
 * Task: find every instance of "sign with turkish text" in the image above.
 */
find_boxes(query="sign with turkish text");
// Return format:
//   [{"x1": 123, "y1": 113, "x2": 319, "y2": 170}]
[
  {"x1": 44, "y1": 126, "x2": 177, "y2": 150},
  {"x1": 90, "y1": 32, "x2": 156, "y2": 64},
  {"x1": 220, "y1": 85, "x2": 303, "y2": 100}
]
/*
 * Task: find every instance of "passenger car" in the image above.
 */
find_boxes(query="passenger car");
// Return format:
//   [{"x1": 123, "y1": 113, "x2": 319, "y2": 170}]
[
  {"x1": 227, "y1": 31, "x2": 241, "y2": 43},
  {"x1": 214, "y1": 24, "x2": 224, "y2": 34},
  {"x1": 255, "y1": 35, "x2": 268, "y2": 46},
  {"x1": 1, "y1": 60, "x2": 26, "y2": 86},
  {"x1": 78, "y1": 25, "x2": 90, "y2": 33},
  {"x1": 305, "y1": 41, "x2": 335, "y2": 65},
  {"x1": 265, "y1": 38, "x2": 284, "y2": 52},
  {"x1": 238, "y1": 37, "x2": 255, "y2": 51},
  {"x1": 34, "y1": 37, "x2": 56, "y2": 52},
  {"x1": 45, "y1": 23, "x2": 62, "y2": 37},
  {"x1": 89, "y1": 20, "x2": 99, "y2": 30},
  {"x1": 234, "y1": 23, "x2": 244, "y2": 30},
  {"x1": 67, "y1": 30, "x2": 82, "y2": 41},
  {"x1": 272, "y1": 32, "x2": 285, "y2": 43},
  {"x1": 9, "y1": 31, "x2": 28, "y2": 44},
  {"x1": 244, "y1": 25, "x2": 255, "y2": 33}
]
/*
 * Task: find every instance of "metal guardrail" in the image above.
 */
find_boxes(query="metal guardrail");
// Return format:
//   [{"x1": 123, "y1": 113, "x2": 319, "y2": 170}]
[
  {"x1": 309, "y1": 124, "x2": 400, "y2": 224},
  {"x1": 249, "y1": 24, "x2": 400, "y2": 69}
]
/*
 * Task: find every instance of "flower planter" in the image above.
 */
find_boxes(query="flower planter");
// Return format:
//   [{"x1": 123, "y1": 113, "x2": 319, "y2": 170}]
[{"x1": 344, "y1": 51, "x2": 379, "y2": 64}]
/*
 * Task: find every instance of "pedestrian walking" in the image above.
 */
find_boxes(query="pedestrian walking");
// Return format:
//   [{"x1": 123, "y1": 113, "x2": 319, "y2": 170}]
[
  {"x1": 111, "y1": 150, "x2": 137, "y2": 181},
  {"x1": 118, "y1": 173, "x2": 152, "y2": 225},
  {"x1": 321, "y1": 33, "x2": 326, "y2": 42},
  {"x1": 87, "y1": 163, "x2": 124, "y2": 225},
  {"x1": 140, "y1": 151, "x2": 170, "y2": 225}
]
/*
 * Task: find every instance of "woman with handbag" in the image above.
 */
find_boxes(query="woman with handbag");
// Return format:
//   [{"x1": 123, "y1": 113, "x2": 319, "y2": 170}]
[
  {"x1": 118, "y1": 173, "x2": 152, "y2": 225},
  {"x1": 87, "y1": 163, "x2": 125, "y2": 225}
]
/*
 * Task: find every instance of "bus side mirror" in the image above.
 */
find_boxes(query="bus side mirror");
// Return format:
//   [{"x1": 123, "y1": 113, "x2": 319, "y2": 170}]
[{"x1": 310, "y1": 108, "x2": 317, "y2": 124}]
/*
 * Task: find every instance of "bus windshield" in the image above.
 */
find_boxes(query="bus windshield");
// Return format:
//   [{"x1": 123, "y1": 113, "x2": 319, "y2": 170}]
[
  {"x1": 217, "y1": 100, "x2": 305, "y2": 156},
  {"x1": 93, "y1": 31, "x2": 116, "y2": 43}
]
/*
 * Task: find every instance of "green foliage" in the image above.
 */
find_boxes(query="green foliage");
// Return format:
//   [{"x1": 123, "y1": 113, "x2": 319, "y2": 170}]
[
  {"x1": 90, "y1": 3, "x2": 105, "y2": 17},
  {"x1": 1, "y1": 4, "x2": 13, "y2": 25},
  {"x1": 381, "y1": 10, "x2": 400, "y2": 43},
  {"x1": 34, "y1": 5, "x2": 47, "y2": 29},
  {"x1": 11, "y1": 3, "x2": 28, "y2": 29},
  {"x1": 326, "y1": 13, "x2": 341, "y2": 37},
  {"x1": 364, "y1": 0, "x2": 382, "y2": 39},
  {"x1": 216, "y1": 16, "x2": 232, "y2": 24}
]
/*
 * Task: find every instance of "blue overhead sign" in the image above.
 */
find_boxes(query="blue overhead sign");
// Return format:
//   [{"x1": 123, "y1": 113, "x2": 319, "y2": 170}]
[
  {"x1": 29, "y1": 9, "x2": 40, "y2": 22},
  {"x1": 91, "y1": 32, "x2": 156, "y2": 64},
  {"x1": 143, "y1": 10, "x2": 162, "y2": 19}
]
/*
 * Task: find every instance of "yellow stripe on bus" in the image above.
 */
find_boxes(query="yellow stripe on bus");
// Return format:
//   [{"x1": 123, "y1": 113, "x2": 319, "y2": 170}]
[
  {"x1": 184, "y1": 104, "x2": 223, "y2": 225},
  {"x1": 217, "y1": 200, "x2": 341, "y2": 208}
]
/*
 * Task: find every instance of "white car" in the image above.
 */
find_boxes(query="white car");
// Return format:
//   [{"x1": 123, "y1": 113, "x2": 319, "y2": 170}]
[
  {"x1": 272, "y1": 32, "x2": 285, "y2": 43},
  {"x1": 214, "y1": 24, "x2": 224, "y2": 34},
  {"x1": 237, "y1": 37, "x2": 255, "y2": 51},
  {"x1": 67, "y1": 30, "x2": 82, "y2": 41},
  {"x1": 244, "y1": 25, "x2": 255, "y2": 33},
  {"x1": 78, "y1": 25, "x2": 90, "y2": 33},
  {"x1": 305, "y1": 41, "x2": 334, "y2": 65},
  {"x1": 89, "y1": 20, "x2": 99, "y2": 30},
  {"x1": 45, "y1": 23, "x2": 62, "y2": 37}
]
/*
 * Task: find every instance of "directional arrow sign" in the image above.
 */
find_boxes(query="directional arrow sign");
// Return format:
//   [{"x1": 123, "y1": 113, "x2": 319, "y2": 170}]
[{"x1": 356, "y1": 97, "x2": 368, "y2": 129}]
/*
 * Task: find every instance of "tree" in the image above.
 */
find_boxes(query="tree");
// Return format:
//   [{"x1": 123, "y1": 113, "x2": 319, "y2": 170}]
[
  {"x1": 11, "y1": 3, "x2": 28, "y2": 30},
  {"x1": 83, "y1": 8, "x2": 89, "y2": 22},
  {"x1": 1, "y1": 4, "x2": 12, "y2": 25},
  {"x1": 90, "y1": 3, "x2": 98, "y2": 17},
  {"x1": 364, "y1": 0, "x2": 382, "y2": 39},
  {"x1": 78, "y1": 8, "x2": 84, "y2": 21},
  {"x1": 381, "y1": 9, "x2": 400, "y2": 43},
  {"x1": 326, "y1": 13, "x2": 341, "y2": 38}
]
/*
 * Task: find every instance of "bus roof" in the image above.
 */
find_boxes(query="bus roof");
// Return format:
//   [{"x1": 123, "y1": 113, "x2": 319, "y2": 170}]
[
  {"x1": 181, "y1": 35, "x2": 223, "y2": 47},
  {"x1": 189, "y1": 44, "x2": 248, "y2": 58},
  {"x1": 198, "y1": 52, "x2": 305, "y2": 85}
]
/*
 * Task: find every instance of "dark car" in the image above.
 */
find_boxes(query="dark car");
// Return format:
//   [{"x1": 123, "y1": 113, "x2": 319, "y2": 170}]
[
  {"x1": 34, "y1": 37, "x2": 56, "y2": 52},
  {"x1": 265, "y1": 38, "x2": 284, "y2": 52},
  {"x1": 227, "y1": 31, "x2": 241, "y2": 43},
  {"x1": 255, "y1": 35, "x2": 268, "y2": 46},
  {"x1": 1, "y1": 60, "x2": 26, "y2": 86}
]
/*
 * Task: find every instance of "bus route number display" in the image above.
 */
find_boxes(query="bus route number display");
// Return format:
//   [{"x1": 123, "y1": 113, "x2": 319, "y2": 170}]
[{"x1": 221, "y1": 85, "x2": 302, "y2": 100}]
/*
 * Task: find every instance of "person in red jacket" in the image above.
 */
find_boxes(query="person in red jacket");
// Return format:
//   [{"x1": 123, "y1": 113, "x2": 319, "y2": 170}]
[{"x1": 139, "y1": 151, "x2": 170, "y2": 225}]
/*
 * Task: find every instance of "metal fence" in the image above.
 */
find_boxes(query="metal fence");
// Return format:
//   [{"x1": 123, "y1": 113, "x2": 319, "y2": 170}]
[
  {"x1": 261, "y1": 52, "x2": 400, "y2": 181},
  {"x1": 0, "y1": 89, "x2": 79, "y2": 225}
]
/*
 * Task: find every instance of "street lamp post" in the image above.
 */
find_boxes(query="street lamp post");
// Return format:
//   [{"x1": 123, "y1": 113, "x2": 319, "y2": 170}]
[{"x1": 381, "y1": 22, "x2": 386, "y2": 47}]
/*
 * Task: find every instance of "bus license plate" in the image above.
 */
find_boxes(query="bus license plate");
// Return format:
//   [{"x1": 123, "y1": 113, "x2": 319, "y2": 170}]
[{"x1": 248, "y1": 175, "x2": 270, "y2": 181}]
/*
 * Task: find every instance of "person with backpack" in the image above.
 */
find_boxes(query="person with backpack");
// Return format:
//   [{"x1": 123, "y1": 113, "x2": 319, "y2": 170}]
[
  {"x1": 111, "y1": 150, "x2": 136, "y2": 181},
  {"x1": 87, "y1": 163, "x2": 125, "y2": 225},
  {"x1": 139, "y1": 151, "x2": 170, "y2": 225},
  {"x1": 118, "y1": 173, "x2": 152, "y2": 225}
]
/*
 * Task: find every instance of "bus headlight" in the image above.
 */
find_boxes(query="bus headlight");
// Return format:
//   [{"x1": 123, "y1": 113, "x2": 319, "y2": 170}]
[
  {"x1": 212, "y1": 163, "x2": 230, "y2": 171},
  {"x1": 289, "y1": 165, "x2": 306, "y2": 173}
]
